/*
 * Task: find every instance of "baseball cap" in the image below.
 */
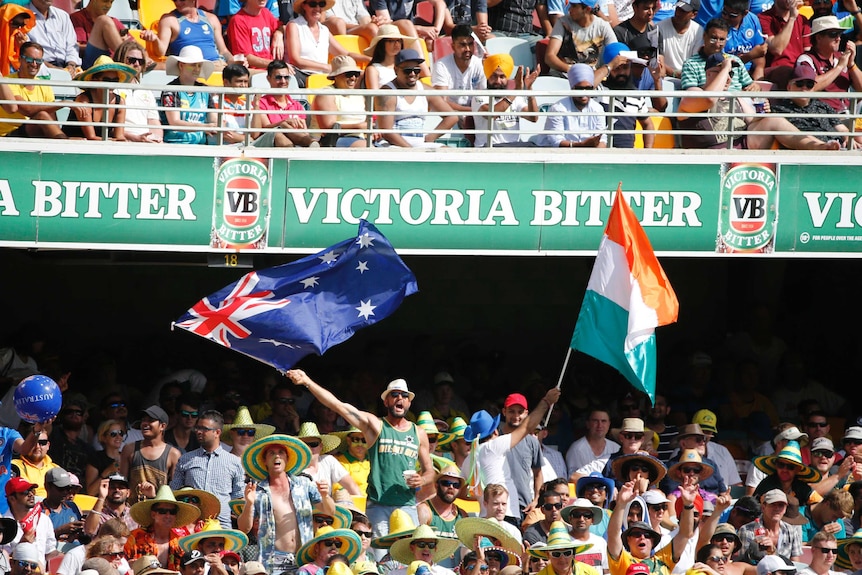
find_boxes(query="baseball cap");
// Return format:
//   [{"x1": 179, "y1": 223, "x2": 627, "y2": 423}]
[
  {"x1": 762, "y1": 489, "x2": 788, "y2": 505},
  {"x1": 504, "y1": 394, "x2": 528, "y2": 410},
  {"x1": 5, "y1": 477, "x2": 37, "y2": 496},
  {"x1": 674, "y1": 0, "x2": 701, "y2": 10},
  {"x1": 843, "y1": 427, "x2": 862, "y2": 441},
  {"x1": 810, "y1": 437, "x2": 834, "y2": 453},
  {"x1": 142, "y1": 405, "x2": 170, "y2": 423},
  {"x1": 570, "y1": 0, "x2": 599, "y2": 8},
  {"x1": 221, "y1": 551, "x2": 241, "y2": 564},
  {"x1": 774, "y1": 426, "x2": 808, "y2": 445},
  {"x1": 756, "y1": 555, "x2": 796, "y2": 575},
  {"x1": 242, "y1": 562, "x2": 267, "y2": 575},
  {"x1": 433, "y1": 372, "x2": 455, "y2": 385},
  {"x1": 132, "y1": 555, "x2": 180, "y2": 575},
  {"x1": 791, "y1": 63, "x2": 816, "y2": 82},
  {"x1": 181, "y1": 550, "x2": 206, "y2": 566},
  {"x1": 642, "y1": 490, "x2": 670, "y2": 505},
  {"x1": 627, "y1": 564, "x2": 650, "y2": 575},
  {"x1": 693, "y1": 409, "x2": 718, "y2": 434},
  {"x1": 107, "y1": 473, "x2": 129, "y2": 485},
  {"x1": 395, "y1": 49, "x2": 424, "y2": 65},
  {"x1": 13, "y1": 543, "x2": 42, "y2": 565},
  {"x1": 705, "y1": 53, "x2": 726, "y2": 70},
  {"x1": 46, "y1": 467, "x2": 72, "y2": 488}
]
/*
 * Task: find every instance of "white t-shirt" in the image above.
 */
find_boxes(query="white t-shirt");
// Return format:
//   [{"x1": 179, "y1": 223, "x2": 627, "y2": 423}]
[
  {"x1": 575, "y1": 532, "x2": 609, "y2": 571},
  {"x1": 431, "y1": 54, "x2": 487, "y2": 106},
  {"x1": 304, "y1": 454, "x2": 349, "y2": 492},
  {"x1": 566, "y1": 437, "x2": 620, "y2": 476},
  {"x1": 657, "y1": 17, "x2": 704, "y2": 74},
  {"x1": 327, "y1": 0, "x2": 370, "y2": 25},
  {"x1": 463, "y1": 434, "x2": 519, "y2": 517},
  {"x1": 471, "y1": 95, "x2": 529, "y2": 147}
]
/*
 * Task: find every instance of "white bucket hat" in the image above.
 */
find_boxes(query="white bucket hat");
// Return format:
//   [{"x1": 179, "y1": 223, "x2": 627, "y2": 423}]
[{"x1": 166, "y1": 46, "x2": 214, "y2": 79}]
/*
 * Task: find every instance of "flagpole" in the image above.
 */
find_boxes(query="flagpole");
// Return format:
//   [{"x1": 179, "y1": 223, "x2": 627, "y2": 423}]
[{"x1": 542, "y1": 347, "x2": 572, "y2": 427}]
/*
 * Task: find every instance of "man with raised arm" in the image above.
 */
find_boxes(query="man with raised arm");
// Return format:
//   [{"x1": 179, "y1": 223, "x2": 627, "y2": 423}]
[{"x1": 286, "y1": 369, "x2": 432, "y2": 538}]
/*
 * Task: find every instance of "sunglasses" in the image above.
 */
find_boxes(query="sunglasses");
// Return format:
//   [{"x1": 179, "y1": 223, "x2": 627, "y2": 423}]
[
  {"x1": 568, "y1": 511, "x2": 594, "y2": 519},
  {"x1": 321, "y1": 539, "x2": 342, "y2": 548},
  {"x1": 793, "y1": 80, "x2": 815, "y2": 89},
  {"x1": 428, "y1": 435, "x2": 439, "y2": 443},
  {"x1": 15, "y1": 561, "x2": 39, "y2": 571},
  {"x1": 707, "y1": 556, "x2": 729, "y2": 563},
  {"x1": 823, "y1": 30, "x2": 842, "y2": 38},
  {"x1": 102, "y1": 551, "x2": 126, "y2": 559},
  {"x1": 273, "y1": 74, "x2": 292, "y2": 81},
  {"x1": 305, "y1": 440, "x2": 322, "y2": 448},
  {"x1": 628, "y1": 531, "x2": 652, "y2": 539},
  {"x1": 775, "y1": 461, "x2": 797, "y2": 470},
  {"x1": 550, "y1": 550, "x2": 574, "y2": 558},
  {"x1": 10, "y1": 21, "x2": 26, "y2": 29},
  {"x1": 574, "y1": 85, "x2": 594, "y2": 90},
  {"x1": 648, "y1": 504, "x2": 668, "y2": 511},
  {"x1": 622, "y1": 433, "x2": 645, "y2": 440},
  {"x1": 398, "y1": 67, "x2": 422, "y2": 75},
  {"x1": 305, "y1": 0, "x2": 327, "y2": 5},
  {"x1": 467, "y1": 565, "x2": 490, "y2": 572},
  {"x1": 64, "y1": 409, "x2": 84, "y2": 416},
  {"x1": 349, "y1": 436, "x2": 366, "y2": 444},
  {"x1": 543, "y1": 502, "x2": 563, "y2": 510},
  {"x1": 109, "y1": 402, "x2": 127, "y2": 409},
  {"x1": 126, "y1": 56, "x2": 145, "y2": 65},
  {"x1": 181, "y1": 410, "x2": 199, "y2": 418},
  {"x1": 342, "y1": 71, "x2": 361, "y2": 79},
  {"x1": 195, "y1": 425, "x2": 218, "y2": 432},
  {"x1": 713, "y1": 534, "x2": 736, "y2": 542},
  {"x1": 22, "y1": 55, "x2": 44, "y2": 65},
  {"x1": 812, "y1": 449, "x2": 833, "y2": 457},
  {"x1": 97, "y1": 76, "x2": 120, "y2": 82},
  {"x1": 354, "y1": 529, "x2": 373, "y2": 538},
  {"x1": 815, "y1": 547, "x2": 837, "y2": 554},
  {"x1": 315, "y1": 516, "x2": 335, "y2": 525},
  {"x1": 628, "y1": 463, "x2": 651, "y2": 473},
  {"x1": 807, "y1": 421, "x2": 829, "y2": 427},
  {"x1": 108, "y1": 430, "x2": 126, "y2": 438},
  {"x1": 153, "y1": 507, "x2": 178, "y2": 515},
  {"x1": 438, "y1": 480, "x2": 461, "y2": 488},
  {"x1": 584, "y1": 484, "x2": 606, "y2": 491},
  {"x1": 413, "y1": 541, "x2": 437, "y2": 549},
  {"x1": 177, "y1": 495, "x2": 200, "y2": 504},
  {"x1": 680, "y1": 466, "x2": 702, "y2": 475},
  {"x1": 37, "y1": 439, "x2": 49, "y2": 446},
  {"x1": 846, "y1": 439, "x2": 862, "y2": 446},
  {"x1": 388, "y1": 391, "x2": 411, "y2": 399},
  {"x1": 234, "y1": 429, "x2": 257, "y2": 437},
  {"x1": 276, "y1": 397, "x2": 296, "y2": 404}
]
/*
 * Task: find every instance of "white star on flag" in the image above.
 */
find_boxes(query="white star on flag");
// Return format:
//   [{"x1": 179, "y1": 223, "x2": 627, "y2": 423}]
[
  {"x1": 356, "y1": 233, "x2": 374, "y2": 248},
  {"x1": 260, "y1": 339, "x2": 301, "y2": 349},
  {"x1": 357, "y1": 261, "x2": 369, "y2": 274},
  {"x1": 301, "y1": 276, "x2": 320, "y2": 289},
  {"x1": 356, "y1": 300, "x2": 376, "y2": 320},
  {"x1": 319, "y1": 251, "x2": 338, "y2": 265}
]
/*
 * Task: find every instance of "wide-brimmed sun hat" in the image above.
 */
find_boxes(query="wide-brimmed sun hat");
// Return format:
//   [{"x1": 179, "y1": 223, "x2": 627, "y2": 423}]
[
  {"x1": 612, "y1": 452, "x2": 667, "y2": 485},
  {"x1": 242, "y1": 434, "x2": 312, "y2": 481},
  {"x1": 364, "y1": 24, "x2": 418, "y2": 56},
  {"x1": 165, "y1": 46, "x2": 214, "y2": 79},
  {"x1": 668, "y1": 449, "x2": 715, "y2": 482},
  {"x1": 334, "y1": 426, "x2": 366, "y2": 453},
  {"x1": 528, "y1": 521, "x2": 593, "y2": 557},
  {"x1": 806, "y1": 15, "x2": 852, "y2": 36},
  {"x1": 481, "y1": 545, "x2": 522, "y2": 568},
  {"x1": 439, "y1": 416, "x2": 467, "y2": 449},
  {"x1": 455, "y1": 517, "x2": 523, "y2": 555},
  {"x1": 297, "y1": 525, "x2": 362, "y2": 565},
  {"x1": 463, "y1": 411, "x2": 501, "y2": 442},
  {"x1": 752, "y1": 440, "x2": 821, "y2": 483},
  {"x1": 130, "y1": 484, "x2": 201, "y2": 528},
  {"x1": 178, "y1": 518, "x2": 249, "y2": 552},
  {"x1": 576, "y1": 472, "x2": 615, "y2": 504},
  {"x1": 75, "y1": 55, "x2": 136, "y2": 83},
  {"x1": 836, "y1": 528, "x2": 862, "y2": 570},
  {"x1": 328, "y1": 55, "x2": 362, "y2": 80},
  {"x1": 313, "y1": 502, "x2": 353, "y2": 530},
  {"x1": 229, "y1": 499, "x2": 244, "y2": 517},
  {"x1": 333, "y1": 489, "x2": 369, "y2": 523},
  {"x1": 622, "y1": 521, "x2": 661, "y2": 547},
  {"x1": 417, "y1": 412, "x2": 440, "y2": 439},
  {"x1": 380, "y1": 379, "x2": 415, "y2": 402},
  {"x1": 298, "y1": 422, "x2": 341, "y2": 454},
  {"x1": 390, "y1": 525, "x2": 462, "y2": 565},
  {"x1": 561, "y1": 498, "x2": 604, "y2": 524},
  {"x1": 173, "y1": 487, "x2": 221, "y2": 521},
  {"x1": 371, "y1": 509, "x2": 417, "y2": 549},
  {"x1": 222, "y1": 406, "x2": 276, "y2": 445}
]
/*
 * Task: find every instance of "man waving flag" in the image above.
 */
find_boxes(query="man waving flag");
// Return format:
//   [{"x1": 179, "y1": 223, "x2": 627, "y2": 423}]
[{"x1": 570, "y1": 185, "x2": 679, "y2": 404}]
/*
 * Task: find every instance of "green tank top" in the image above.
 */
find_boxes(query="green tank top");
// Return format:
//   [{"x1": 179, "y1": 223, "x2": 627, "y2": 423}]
[
  {"x1": 426, "y1": 501, "x2": 464, "y2": 539},
  {"x1": 367, "y1": 419, "x2": 419, "y2": 506}
]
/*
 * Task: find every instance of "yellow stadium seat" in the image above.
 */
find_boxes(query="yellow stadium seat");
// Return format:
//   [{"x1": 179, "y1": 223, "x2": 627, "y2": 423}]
[
  {"x1": 128, "y1": 26, "x2": 167, "y2": 63},
  {"x1": 138, "y1": 0, "x2": 175, "y2": 32},
  {"x1": 456, "y1": 498, "x2": 480, "y2": 514},
  {"x1": 634, "y1": 116, "x2": 676, "y2": 149},
  {"x1": 305, "y1": 73, "x2": 333, "y2": 104},
  {"x1": 331, "y1": 35, "x2": 370, "y2": 69}
]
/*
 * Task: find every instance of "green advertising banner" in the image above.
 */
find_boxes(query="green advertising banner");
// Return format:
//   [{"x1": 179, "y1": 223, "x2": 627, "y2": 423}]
[{"x1": 0, "y1": 149, "x2": 861, "y2": 256}]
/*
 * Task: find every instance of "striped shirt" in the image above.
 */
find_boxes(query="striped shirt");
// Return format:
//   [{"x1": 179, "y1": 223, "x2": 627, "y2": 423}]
[{"x1": 169, "y1": 445, "x2": 245, "y2": 528}]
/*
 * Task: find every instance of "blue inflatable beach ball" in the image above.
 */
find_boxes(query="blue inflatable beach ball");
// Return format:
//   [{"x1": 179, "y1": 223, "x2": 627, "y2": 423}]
[{"x1": 13, "y1": 375, "x2": 62, "y2": 423}]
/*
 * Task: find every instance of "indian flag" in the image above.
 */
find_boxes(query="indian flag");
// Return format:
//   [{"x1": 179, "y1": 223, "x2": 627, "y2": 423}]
[{"x1": 571, "y1": 185, "x2": 679, "y2": 403}]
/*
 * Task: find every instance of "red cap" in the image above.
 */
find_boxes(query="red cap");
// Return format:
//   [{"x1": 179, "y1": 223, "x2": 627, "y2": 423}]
[
  {"x1": 627, "y1": 564, "x2": 651, "y2": 575},
  {"x1": 5, "y1": 477, "x2": 37, "y2": 496},
  {"x1": 221, "y1": 551, "x2": 241, "y2": 564},
  {"x1": 675, "y1": 493, "x2": 705, "y2": 517},
  {"x1": 504, "y1": 393, "x2": 528, "y2": 409}
]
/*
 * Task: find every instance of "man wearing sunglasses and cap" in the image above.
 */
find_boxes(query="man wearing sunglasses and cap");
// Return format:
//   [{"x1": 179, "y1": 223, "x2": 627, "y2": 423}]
[
  {"x1": 770, "y1": 63, "x2": 853, "y2": 145},
  {"x1": 287, "y1": 369, "x2": 434, "y2": 549}
]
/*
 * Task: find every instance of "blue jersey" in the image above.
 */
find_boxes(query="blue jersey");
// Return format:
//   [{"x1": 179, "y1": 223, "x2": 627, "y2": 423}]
[
  {"x1": 168, "y1": 9, "x2": 221, "y2": 60},
  {"x1": 724, "y1": 13, "x2": 766, "y2": 70},
  {"x1": 0, "y1": 427, "x2": 23, "y2": 515}
]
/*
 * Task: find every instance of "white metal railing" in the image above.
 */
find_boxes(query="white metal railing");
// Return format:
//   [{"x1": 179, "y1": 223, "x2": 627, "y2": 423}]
[{"x1": 1, "y1": 75, "x2": 859, "y2": 149}]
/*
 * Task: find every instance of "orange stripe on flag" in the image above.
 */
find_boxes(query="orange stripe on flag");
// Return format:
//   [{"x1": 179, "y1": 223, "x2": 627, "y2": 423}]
[{"x1": 605, "y1": 184, "x2": 679, "y2": 326}]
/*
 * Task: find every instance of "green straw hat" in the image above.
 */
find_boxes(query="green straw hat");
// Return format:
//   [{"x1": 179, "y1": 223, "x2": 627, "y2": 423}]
[
  {"x1": 527, "y1": 521, "x2": 593, "y2": 557},
  {"x1": 298, "y1": 422, "x2": 341, "y2": 455},
  {"x1": 389, "y1": 525, "x2": 462, "y2": 565},
  {"x1": 752, "y1": 440, "x2": 822, "y2": 483},
  {"x1": 178, "y1": 518, "x2": 249, "y2": 553},
  {"x1": 438, "y1": 417, "x2": 467, "y2": 450},
  {"x1": 836, "y1": 528, "x2": 862, "y2": 569},
  {"x1": 297, "y1": 526, "x2": 362, "y2": 566},
  {"x1": 242, "y1": 434, "x2": 312, "y2": 481}
]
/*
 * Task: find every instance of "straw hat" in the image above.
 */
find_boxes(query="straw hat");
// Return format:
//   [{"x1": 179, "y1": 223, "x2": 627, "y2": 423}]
[
  {"x1": 334, "y1": 427, "x2": 366, "y2": 452},
  {"x1": 328, "y1": 563, "x2": 355, "y2": 575},
  {"x1": 297, "y1": 525, "x2": 362, "y2": 565},
  {"x1": 293, "y1": 0, "x2": 335, "y2": 12},
  {"x1": 222, "y1": 406, "x2": 276, "y2": 445},
  {"x1": 389, "y1": 525, "x2": 462, "y2": 565},
  {"x1": 165, "y1": 46, "x2": 215, "y2": 79},
  {"x1": 416, "y1": 412, "x2": 440, "y2": 438},
  {"x1": 173, "y1": 487, "x2": 221, "y2": 521},
  {"x1": 668, "y1": 449, "x2": 715, "y2": 482},
  {"x1": 438, "y1": 416, "x2": 467, "y2": 449},
  {"x1": 131, "y1": 555, "x2": 179, "y2": 575},
  {"x1": 380, "y1": 379, "x2": 415, "y2": 403},
  {"x1": 229, "y1": 499, "x2": 244, "y2": 517},
  {"x1": 836, "y1": 528, "x2": 862, "y2": 570},
  {"x1": 561, "y1": 498, "x2": 604, "y2": 524},
  {"x1": 481, "y1": 546, "x2": 522, "y2": 568},
  {"x1": 371, "y1": 509, "x2": 417, "y2": 549},
  {"x1": 364, "y1": 24, "x2": 418, "y2": 56},
  {"x1": 242, "y1": 434, "x2": 313, "y2": 481},
  {"x1": 352, "y1": 561, "x2": 380, "y2": 575},
  {"x1": 611, "y1": 452, "x2": 667, "y2": 485},
  {"x1": 333, "y1": 489, "x2": 369, "y2": 523},
  {"x1": 298, "y1": 422, "x2": 341, "y2": 455},
  {"x1": 178, "y1": 518, "x2": 249, "y2": 553},
  {"x1": 130, "y1": 484, "x2": 201, "y2": 528},
  {"x1": 327, "y1": 55, "x2": 361, "y2": 80},
  {"x1": 454, "y1": 517, "x2": 523, "y2": 555},
  {"x1": 75, "y1": 55, "x2": 136, "y2": 83},
  {"x1": 527, "y1": 521, "x2": 593, "y2": 557},
  {"x1": 313, "y1": 502, "x2": 353, "y2": 530},
  {"x1": 752, "y1": 440, "x2": 821, "y2": 483}
]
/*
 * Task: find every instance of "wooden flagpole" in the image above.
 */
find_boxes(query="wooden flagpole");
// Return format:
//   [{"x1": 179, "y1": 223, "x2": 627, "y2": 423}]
[{"x1": 542, "y1": 347, "x2": 572, "y2": 427}]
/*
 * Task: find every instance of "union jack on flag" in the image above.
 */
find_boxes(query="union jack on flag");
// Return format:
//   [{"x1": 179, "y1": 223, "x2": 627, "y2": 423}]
[{"x1": 172, "y1": 220, "x2": 418, "y2": 371}]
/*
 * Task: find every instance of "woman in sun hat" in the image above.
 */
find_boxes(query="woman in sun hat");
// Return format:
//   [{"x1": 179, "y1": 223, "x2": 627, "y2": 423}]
[
  {"x1": 752, "y1": 440, "x2": 823, "y2": 510},
  {"x1": 299, "y1": 422, "x2": 362, "y2": 497},
  {"x1": 125, "y1": 485, "x2": 201, "y2": 570},
  {"x1": 222, "y1": 406, "x2": 276, "y2": 458},
  {"x1": 297, "y1": 525, "x2": 362, "y2": 573},
  {"x1": 63, "y1": 55, "x2": 135, "y2": 140},
  {"x1": 363, "y1": 23, "x2": 418, "y2": 89},
  {"x1": 160, "y1": 45, "x2": 216, "y2": 145},
  {"x1": 311, "y1": 54, "x2": 368, "y2": 147},
  {"x1": 611, "y1": 452, "x2": 667, "y2": 494}
]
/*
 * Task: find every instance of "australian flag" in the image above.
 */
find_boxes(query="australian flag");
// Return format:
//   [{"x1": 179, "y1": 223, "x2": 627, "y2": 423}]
[{"x1": 173, "y1": 220, "x2": 418, "y2": 371}]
